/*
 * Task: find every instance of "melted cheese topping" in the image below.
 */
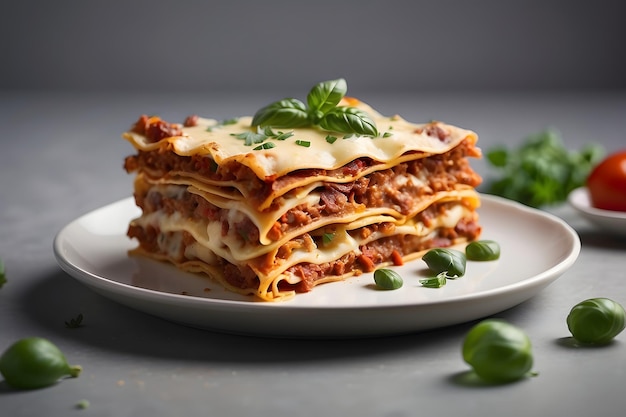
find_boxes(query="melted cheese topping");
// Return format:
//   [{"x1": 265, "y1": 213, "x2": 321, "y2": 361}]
[{"x1": 123, "y1": 98, "x2": 478, "y2": 180}]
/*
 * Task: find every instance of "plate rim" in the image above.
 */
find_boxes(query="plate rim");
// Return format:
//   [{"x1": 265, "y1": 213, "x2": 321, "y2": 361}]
[
  {"x1": 568, "y1": 186, "x2": 626, "y2": 220},
  {"x1": 53, "y1": 194, "x2": 581, "y2": 335}
]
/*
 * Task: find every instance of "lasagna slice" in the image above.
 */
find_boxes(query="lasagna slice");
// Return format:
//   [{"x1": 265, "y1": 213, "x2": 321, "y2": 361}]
[{"x1": 123, "y1": 94, "x2": 482, "y2": 301}]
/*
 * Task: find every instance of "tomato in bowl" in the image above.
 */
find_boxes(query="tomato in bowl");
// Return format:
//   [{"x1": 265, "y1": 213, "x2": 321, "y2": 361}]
[{"x1": 586, "y1": 150, "x2": 626, "y2": 212}]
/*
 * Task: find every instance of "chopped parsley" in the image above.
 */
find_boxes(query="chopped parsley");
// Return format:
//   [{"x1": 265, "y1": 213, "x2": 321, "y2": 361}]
[
  {"x1": 206, "y1": 117, "x2": 239, "y2": 132},
  {"x1": 253, "y1": 142, "x2": 276, "y2": 150},
  {"x1": 231, "y1": 131, "x2": 267, "y2": 146},
  {"x1": 322, "y1": 232, "x2": 335, "y2": 245}
]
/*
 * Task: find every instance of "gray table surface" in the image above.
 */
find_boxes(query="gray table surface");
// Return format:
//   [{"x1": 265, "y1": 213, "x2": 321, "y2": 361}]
[{"x1": 1, "y1": 90, "x2": 625, "y2": 417}]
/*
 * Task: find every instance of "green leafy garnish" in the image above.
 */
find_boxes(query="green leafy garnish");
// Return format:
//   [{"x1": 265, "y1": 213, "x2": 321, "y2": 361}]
[
  {"x1": 485, "y1": 129, "x2": 604, "y2": 207},
  {"x1": 222, "y1": 118, "x2": 238, "y2": 125},
  {"x1": 252, "y1": 79, "x2": 379, "y2": 137},
  {"x1": 373, "y1": 269, "x2": 403, "y2": 290},
  {"x1": 231, "y1": 126, "x2": 295, "y2": 149},
  {"x1": 206, "y1": 118, "x2": 239, "y2": 131},
  {"x1": 419, "y1": 272, "x2": 448, "y2": 288},
  {"x1": 422, "y1": 248, "x2": 466, "y2": 278},
  {"x1": 253, "y1": 142, "x2": 276, "y2": 151},
  {"x1": 322, "y1": 232, "x2": 335, "y2": 245},
  {"x1": 230, "y1": 131, "x2": 267, "y2": 146},
  {"x1": 75, "y1": 399, "x2": 90, "y2": 410},
  {"x1": 295, "y1": 140, "x2": 311, "y2": 147},
  {"x1": 318, "y1": 106, "x2": 378, "y2": 137},
  {"x1": 65, "y1": 313, "x2": 84, "y2": 329},
  {"x1": 0, "y1": 258, "x2": 6, "y2": 288},
  {"x1": 274, "y1": 131, "x2": 294, "y2": 141},
  {"x1": 465, "y1": 240, "x2": 501, "y2": 261},
  {"x1": 325, "y1": 135, "x2": 338, "y2": 144},
  {"x1": 251, "y1": 99, "x2": 310, "y2": 128}
]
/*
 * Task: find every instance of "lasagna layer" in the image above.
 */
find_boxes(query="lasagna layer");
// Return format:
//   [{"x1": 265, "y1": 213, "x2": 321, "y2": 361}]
[
  {"x1": 122, "y1": 97, "x2": 483, "y2": 301},
  {"x1": 128, "y1": 195, "x2": 480, "y2": 297}
]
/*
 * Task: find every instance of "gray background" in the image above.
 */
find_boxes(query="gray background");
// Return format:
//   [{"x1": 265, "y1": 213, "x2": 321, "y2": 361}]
[
  {"x1": 3, "y1": 3, "x2": 626, "y2": 417},
  {"x1": 2, "y1": 0, "x2": 625, "y2": 95}
]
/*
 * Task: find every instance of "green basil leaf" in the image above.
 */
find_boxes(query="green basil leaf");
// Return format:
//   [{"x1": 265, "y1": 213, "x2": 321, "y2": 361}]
[
  {"x1": 373, "y1": 269, "x2": 403, "y2": 290},
  {"x1": 420, "y1": 272, "x2": 447, "y2": 288},
  {"x1": 422, "y1": 248, "x2": 466, "y2": 277},
  {"x1": 465, "y1": 240, "x2": 501, "y2": 261},
  {"x1": 307, "y1": 78, "x2": 347, "y2": 115},
  {"x1": 318, "y1": 107, "x2": 378, "y2": 136},
  {"x1": 251, "y1": 98, "x2": 309, "y2": 128}
]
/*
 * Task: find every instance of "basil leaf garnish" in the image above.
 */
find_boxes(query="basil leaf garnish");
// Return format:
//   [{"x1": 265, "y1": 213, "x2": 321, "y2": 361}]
[
  {"x1": 250, "y1": 79, "x2": 378, "y2": 138},
  {"x1": 307, "y1": 78, "x2": 347, "y2": 115},
  {"x1": 465, "y1": 240, "x2": 501, "y2": 261},
  {"x1": 373, "y1": 269, "x2": 403, "y2": 290},
  {"x1": 251, "y1": 98, "x2": 309, "y2": 128},
  {"x1": 319, "y1": 107, "x2": 379, "y2": 137},
  {"x1": 420, "y1": 271, "x2": 448, "y2": 288},
  {"x1": 422, "y1": 248, "x2": 467, "y2": 278}
]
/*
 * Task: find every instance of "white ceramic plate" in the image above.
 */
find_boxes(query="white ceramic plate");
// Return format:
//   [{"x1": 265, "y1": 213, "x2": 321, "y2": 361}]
[
  {"x1": 568, "y1": 187, "x2": 626, "y2": 238},
  {"x1": 54, "y1": 195, "x2": 580, "y2": 338}
]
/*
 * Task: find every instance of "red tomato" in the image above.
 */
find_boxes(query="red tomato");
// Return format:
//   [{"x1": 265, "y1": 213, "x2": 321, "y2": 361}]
[{"x1": 587, "y1": 150, "x2": 626, "y2": 211}]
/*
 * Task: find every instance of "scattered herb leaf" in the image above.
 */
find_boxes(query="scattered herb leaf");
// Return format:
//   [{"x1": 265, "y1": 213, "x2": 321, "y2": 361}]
[
  {"x1": 65, "y1": 313, "x2": 84, "y2": 329},
  {"x1": 322, "y1": 232, "x2": 335, "y2": 245},
  {"x1": 230, "y1": 131, "x2": 267, "y2": 146},
  {"x1": 465, "y1": 240, "x2": 501, "y2": 261},
  {"x1": 253, "y1": 142, "x2": 276, "y2": 151},
  {"x1": 222, "y1": 118, "x2": 238, "y2": 125},
  {"x1": 75, "y1": 399, "x2": 90, "y2": 410},
  {"x1": 325, "y1": 135, "x2": 338, "y2": 144},
  {"x1": 420, "y1": 271, "x2": 448, "y2": 288},
  {"x1": 422, "y1": 248, "x2": 466, "y2": 278},
  {"x1": 206, "y1": 118, "x2": 239, "y2": 131},
  {"x1": 373, "y1": 269, "x2": 403, "y2": 290},
  {"x1": 274, "y1": 131, "x2": 294, "y2": 141},
  {"x1": 295, "y1": 140, "x2": 311, "y2": 147}
]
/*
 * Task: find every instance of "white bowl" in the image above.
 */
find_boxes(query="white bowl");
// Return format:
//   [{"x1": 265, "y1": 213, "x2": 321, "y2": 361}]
[{"x1": 568, "y1": 187, "x2": 626, "y2": 237}]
